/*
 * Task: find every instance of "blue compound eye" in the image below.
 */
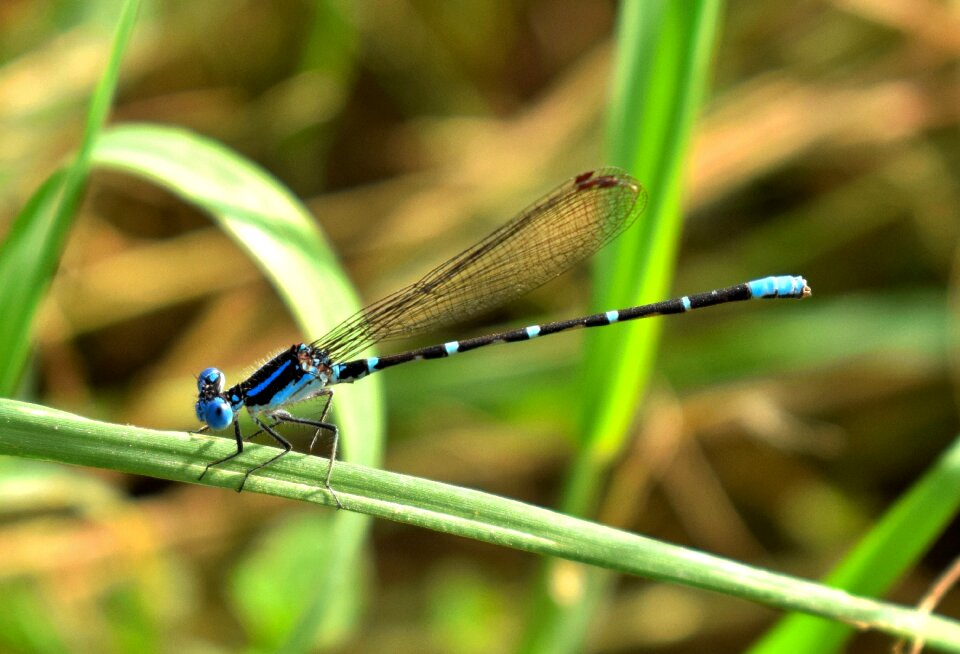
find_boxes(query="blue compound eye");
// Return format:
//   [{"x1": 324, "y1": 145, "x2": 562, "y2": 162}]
[
  {"x1": 198, "y1": 398, "x2": 234, "y2": 430},
  {"x1": 197, "y1": 367, "x2": 225, "y2": 393}
]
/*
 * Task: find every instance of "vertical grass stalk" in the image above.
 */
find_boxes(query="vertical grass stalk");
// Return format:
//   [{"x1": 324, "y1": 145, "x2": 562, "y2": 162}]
[{"x1": 519, "y1": 2, "x2": 723, "y2": 652}]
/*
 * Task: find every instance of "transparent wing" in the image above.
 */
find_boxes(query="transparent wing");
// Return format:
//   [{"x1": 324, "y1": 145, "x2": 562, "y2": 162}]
[{"x1": 314, "y1": 168, "x2": 647, "y2": 362}]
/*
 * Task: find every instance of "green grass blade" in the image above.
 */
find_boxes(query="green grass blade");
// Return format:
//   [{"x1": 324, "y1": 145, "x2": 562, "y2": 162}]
[
  {"x1": 750, "y1": 434, "x2": 960, "y2": 653},
  {"x1": 586, "y1": 0, "x2": 722, "y2": 503},
  {"x1": 230, "y1": 514, "x2": 364, "y2": 651},
  {"x1": 1, "y1": 398, "x2": 960, "y2": 651},
  {"x1": 521, "y1": 2, "x2": 722, "y2": 651},
  {"x1": 90, "y1": 123, "x2": 382, "y2": 650},
  {"x1": 0, "y1": 0, "x2": 139, "y2": 395}
]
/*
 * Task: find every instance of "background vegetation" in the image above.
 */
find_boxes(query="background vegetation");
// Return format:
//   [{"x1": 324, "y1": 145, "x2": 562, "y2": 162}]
[{"x1": 1, "y1": 1, "x2": 958, "y2": 652}]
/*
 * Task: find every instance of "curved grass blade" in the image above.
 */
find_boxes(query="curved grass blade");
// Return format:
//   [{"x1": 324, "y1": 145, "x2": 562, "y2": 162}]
[
  {"x1": 91, "y1": 123, "x2": 383, "y2": 469},
  {"x1": 90, "y1": 123, "x2": 383, "y2": 650}
]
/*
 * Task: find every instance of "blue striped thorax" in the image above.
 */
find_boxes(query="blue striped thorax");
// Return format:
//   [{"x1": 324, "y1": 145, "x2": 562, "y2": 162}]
[{"x1": 195, "y1": 344, "x2": 334, "y2": 431}]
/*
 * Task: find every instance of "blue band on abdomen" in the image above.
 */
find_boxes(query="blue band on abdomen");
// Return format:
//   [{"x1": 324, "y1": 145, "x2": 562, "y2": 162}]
[{"x1": 748, "y1": 275, "x2": 807, "y2": 298}]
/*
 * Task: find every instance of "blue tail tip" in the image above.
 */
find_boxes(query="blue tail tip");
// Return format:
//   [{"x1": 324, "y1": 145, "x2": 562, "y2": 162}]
[{"x1": 748, "y1": 275, "x2": 811, "y2": 299}]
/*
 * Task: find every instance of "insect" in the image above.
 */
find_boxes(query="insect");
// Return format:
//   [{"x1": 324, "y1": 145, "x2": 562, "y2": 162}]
[{"x1": 194, "y1": 169, "x2": 810, "y2": 507}]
